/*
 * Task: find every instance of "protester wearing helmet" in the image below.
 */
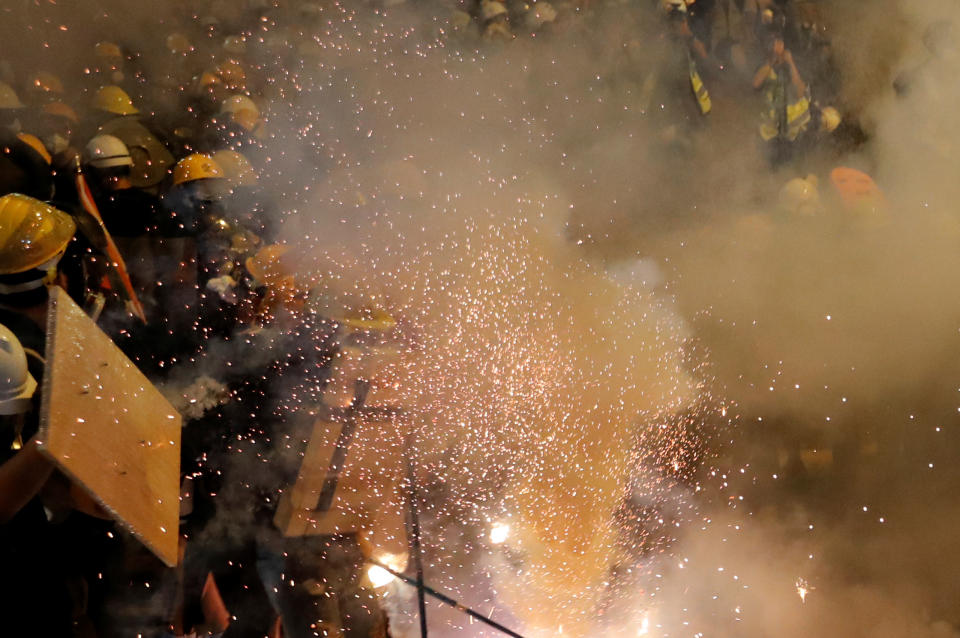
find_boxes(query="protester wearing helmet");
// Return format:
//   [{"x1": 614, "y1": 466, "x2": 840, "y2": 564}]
[
  {"x1": 90, "y1": 85, "x2": 175, "y2": 192},
  {"x1": 24, "y1": 71, "x2": 65, "y2": 106},
  {"x1": 480, "y1": 0, "x2": 513, "y2": 41},
  {"x1": 0, "y1": 194, "x2": 76, "y2": 306},
  {"x1": 92, "y1": 40, "x2": 126, "y2": 86},
  {"x1": 0, "y1": 84, "x2": 55, "y2": 201},
  {"x1": 163, "y1": 152, "x2": 229, "y2": 237},
  {"x1": 83, "y1": 134, "x2": 163, "y2": 238}
]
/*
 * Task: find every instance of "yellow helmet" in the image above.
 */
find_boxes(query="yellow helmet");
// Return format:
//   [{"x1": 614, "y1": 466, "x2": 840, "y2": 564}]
[
  {"x1": 0, "y1": 81, "x2": 24, "y2": 109},
  {"x1": 28, "y1": 71, "x2": 64, "y2": 95},
  {"x1": 42, "y1": 101, "x2": 79, "y2": 124},
  {"x1": 166, "y1": 33, "x2": 193, "y2": 55},
  {"x1": 245, "y1": 244, "x2": 304, "y2": 316},
  {"x1": 820, "y1": 106, "x2": 841, "y2": 133},
  {"x1": 341, "y1": 308, "x2": 397, "y2": 331},
  {"x1": 173, "y1": 153, "x2": 226, "y2": 186},
  {"x1": 216, "y1": 60, "x2": 247, "y2": 90},
  {"x1": 93, "y1": 85, "x2": 139, "y2": 116},
  {"x1": 212, "y1": 150, "x2": 258, "y2": 186},
  {"x1": 229, "y1": 108, "x2": 260, "y2": 132},
  {"x1": 245, "y1": 244, "x2": 290, "y2": 282},
  {"x1": 17, "y1": 134, "x2": 52, "y2": 165},
  {"x1": 220, "y1": 94, "x2": 259, "y2": 118},
  {"x1": 94, "y1": 41, "x2": 123, "y2": 60},
  {"x1": 197, "y1": 71, "x2": 222, "y2": 88},
  {"x1": 0, "y1": 194, "x2": 76, "y2": 275}
]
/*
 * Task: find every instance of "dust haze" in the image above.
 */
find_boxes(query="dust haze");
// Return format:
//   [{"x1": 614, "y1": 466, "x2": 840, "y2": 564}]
[{"x1": 4, "y1": 0, "x2": 960, "y2": 636}]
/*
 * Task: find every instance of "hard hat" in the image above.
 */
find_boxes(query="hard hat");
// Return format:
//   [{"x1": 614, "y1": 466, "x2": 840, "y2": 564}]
[
  {"x1": 17, "y1": 134, "x2": 52, "y2": 165},
  {"x1": 820, "y1": 106, "x2": 841, "y2": 133},
  {"x1": 245, "y1": 244, "x2": 292, "y2": 284},
  {"x1": 0, "y1": 324, "x2": 37, "y2": 415},
  {"x1": 216, "y1": 60, "x2": 247, "y2": 89},
  {"x1": 0, "y1": 81, "x2": 24, "y2": 109},
  {"x1": 451, "y1": 10, "x2": 473, "y2": 29},
  {"x1": 220, "y1": 94, "x2": 259, "y2": 118},
  {"x1": 173, "y1": 153, "x2": 226, "y2": 186},
  {"x1": 223, "y1": 35, "x2": 247, "y2": 55},
  {"x1": 166, "y1": 32, "x2": 194, "y2": 54},
  {"x1": 92, "y1": 85, "x2": 139, "y2": 116},
  {"x1": 94, "y1": 41, "x2": 123, "y2": 59},
  {"x1": 212, "y1": 149, "x2": 258, "y2": 186},
  {"x1": 481, "y1": 0, "x2": 509, "y2": 21},
  {"x1": 341, "y1": 308, "x2": 397, "y2": 331},
  {"x1": 662, "y1": 0, "x2": 687, "y2": 14},
  {"x1": 196, "y1": 71, "x2": 224, "y2": 89},
  {"x1": 525, "y1": 2, "x2": 558, "y2": 28},
  {"x1": 42, "y1": 101, "x2": 79, "y2": 123},
  {"x1": 299, "y1": 2, "x2": 323, "y2": 16},
  {"x1": 0, "y1": 194, "x2": 76, "y2": 275},
  {"x1": 778, "y1": 175, "x2": 820, "y2": 216},
  {"x1": 229, "y1": 108, "x2": 260, "y2": 132},
  {"x1": 28, "y1": 71, "x2": 64, "y2": 95},
  {"x1": 85, "y1": 134, "x2": 133, "y2": 168},
  {"x1": 830, "y1": 166, "x2": 886, "y2": 215}
]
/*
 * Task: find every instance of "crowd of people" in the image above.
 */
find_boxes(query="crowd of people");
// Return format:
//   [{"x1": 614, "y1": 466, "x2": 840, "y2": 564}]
[{"x1": 0, "y1": 0, "x2": 871, "y2": 637}]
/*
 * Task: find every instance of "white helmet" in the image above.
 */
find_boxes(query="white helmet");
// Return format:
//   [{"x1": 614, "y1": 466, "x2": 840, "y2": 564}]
[
  {"x1": 0, "y1": 324, "x2": 37, "y2": 415},
  {"x1": 220, "y1": 94, "x2": 259, "y2": 118},
  {"x1": 84, "y1": 134, "x2": 133, "y2": 169},
  {"x1": 0, "y1": 81, "x2": 24, "y2": 109},
  {"x1": 481, "y1": 0, "x2": 509, "y2": 21},
  {"x1": 778, "y1": 175, "x2": 820, "y2": 216}
]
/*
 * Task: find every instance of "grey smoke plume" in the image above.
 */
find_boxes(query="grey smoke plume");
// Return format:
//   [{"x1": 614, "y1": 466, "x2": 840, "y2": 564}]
[{"x1": 5, "y1": 1, "x2": 960, "y2": 637}]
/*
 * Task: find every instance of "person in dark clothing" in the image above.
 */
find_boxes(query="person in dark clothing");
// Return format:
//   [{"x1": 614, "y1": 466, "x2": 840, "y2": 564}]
[{"x1": 0, "y1": 89, "x2": 55, "y2": 201}]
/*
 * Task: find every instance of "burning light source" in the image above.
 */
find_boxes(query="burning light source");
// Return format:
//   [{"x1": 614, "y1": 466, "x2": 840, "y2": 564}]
[
  {"x1": 490, "y1": 521, "x2": 511, "y2": 545},
  {"x1": 367, "y1": 564, "x2": 395, "y2": 588},
  {"x1": 638, "y1": 613, "x2": 651, "y2": 636},
  {"x1": 367, "y1": 553, "x2": 407, "y2": 589}
]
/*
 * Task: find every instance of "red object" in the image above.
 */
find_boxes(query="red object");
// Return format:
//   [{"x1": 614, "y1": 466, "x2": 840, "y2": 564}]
[
  {"x1": 74, "y1": 162, "x2": 147, "y2": 323},
  {"x1": 269, "y1": 616, "x2": 285, "y2": 638},
  {"x1": 201, "y1": 572, "x2": 231, "y2": 633}
]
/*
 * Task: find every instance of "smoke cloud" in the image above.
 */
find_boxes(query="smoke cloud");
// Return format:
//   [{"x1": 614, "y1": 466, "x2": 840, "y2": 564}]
[{"x1": 6, "y1": 0, "x2": 960, "y2": 637}]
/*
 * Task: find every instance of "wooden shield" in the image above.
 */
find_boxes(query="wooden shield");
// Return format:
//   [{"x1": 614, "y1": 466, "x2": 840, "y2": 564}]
[{"x1": 38, "y1": 287, "x2": 181, "y2": 566}]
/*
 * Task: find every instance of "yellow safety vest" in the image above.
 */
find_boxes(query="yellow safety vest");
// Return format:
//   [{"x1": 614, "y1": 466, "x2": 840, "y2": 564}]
[
  {"x1": 759, "y1": 68, "x2": 810, "y2": 142},
  {"x1": 688, "y1": 54, "x2": 711, "y2": 115}
]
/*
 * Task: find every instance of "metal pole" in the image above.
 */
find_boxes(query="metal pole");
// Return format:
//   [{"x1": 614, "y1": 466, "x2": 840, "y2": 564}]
[
  {"x1": 406, "y1": 425, "x2": 429, "y2": 638},
  {"x1": 369, "y1": 559, "x2": 527, "y2": 638},
  {"x1": 315, "y1": 378, "x2": 370, "y2": 512}
]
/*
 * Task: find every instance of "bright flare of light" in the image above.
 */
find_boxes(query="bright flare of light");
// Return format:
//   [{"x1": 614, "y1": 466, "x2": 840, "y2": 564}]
[
  {"x1": 796, "y1": 578, "x2": 811, "y2": 603},
  {"x1": 637, "y1": 613, "x2": 651, "y2": 636},
  {"x1": 490, "y1": 521, "x2": 511, "y2": 545},
  {"x1": 367, "y1": 552, "x2": 407, "y2": 588},
  {"x1": 367, "y1": 564, "x2": 395, "y2": 588}
]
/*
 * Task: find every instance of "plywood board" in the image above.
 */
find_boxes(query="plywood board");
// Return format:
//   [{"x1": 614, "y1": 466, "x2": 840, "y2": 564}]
[
  {"x1": 38, "y1": 287, "x2": 181, "y2": 566},
  {"x1": 274, "y1": 413, "x2": 407, "y2": 556}
]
